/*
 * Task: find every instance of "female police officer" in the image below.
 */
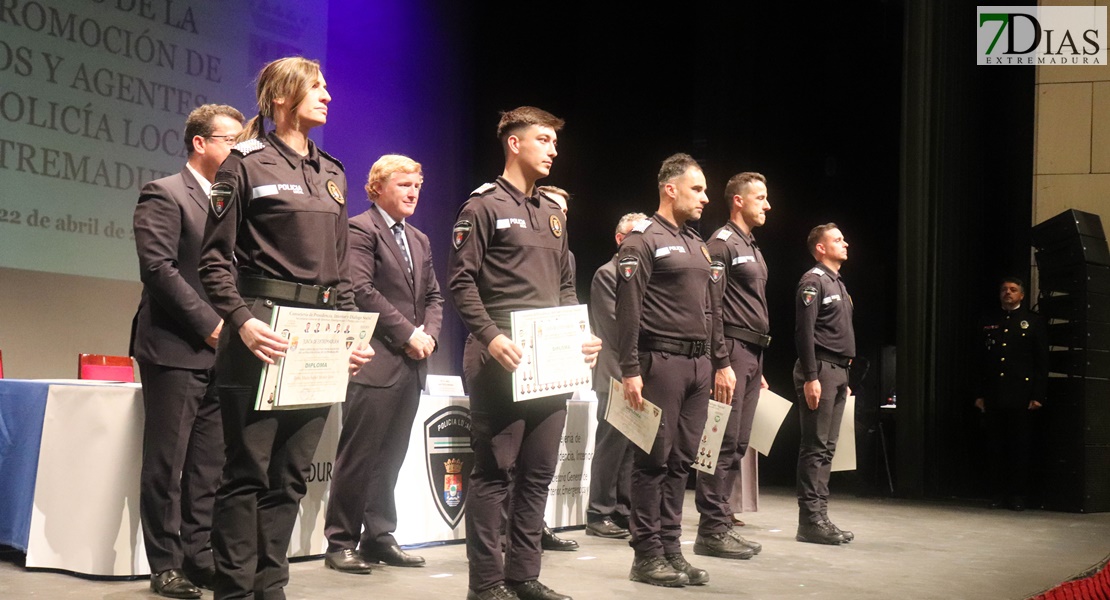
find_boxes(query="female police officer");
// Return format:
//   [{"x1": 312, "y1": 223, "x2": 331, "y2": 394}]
[{"x1": 199, "y1": 56, "x2": 372, "y2": 600}]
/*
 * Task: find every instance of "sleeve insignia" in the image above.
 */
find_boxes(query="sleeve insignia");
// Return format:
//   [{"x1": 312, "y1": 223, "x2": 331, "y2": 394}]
[
  {"x1": 710, "y1": 261, "x2": 725, "y2": 283},
  {"x1": 619, "y1": 256, "x2": 639, "y2": 280},
  {"x1": 801, "y1": 285, "x2": 819, "y2": 306},
  {"x1": 231, "y1": 138, "x2": 265, "y2": 156},
  {"x1": 452, "y1": 220, "x2": 473, "y2": 249},
  {"x1": 326, "y1": 180, "x2": 345, "y2": 205},
  {"x1": 470, "y1": 182, "x2": 495, "y2": 197},
  {"x1": 549, "y1": 214, "x2": 563, "y2": 237},
  {"x1": 209, "y1": 181, "x2": 234, "y2": 219}
]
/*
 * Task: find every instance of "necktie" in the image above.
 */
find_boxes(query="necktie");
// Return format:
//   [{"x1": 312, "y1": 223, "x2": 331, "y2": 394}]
[{"x1": 392, "y1": 222, "x2": 413, "y2": 278}]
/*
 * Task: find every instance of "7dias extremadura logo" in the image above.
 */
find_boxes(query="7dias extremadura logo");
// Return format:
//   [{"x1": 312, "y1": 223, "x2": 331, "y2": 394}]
[{"x1": 977, "y1": 6, "x2": 1106, "y2": 65}]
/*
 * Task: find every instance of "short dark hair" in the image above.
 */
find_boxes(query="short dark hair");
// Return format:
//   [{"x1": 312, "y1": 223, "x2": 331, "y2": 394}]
[
  {"x1": 807, "y1": 222, "x2": 839, "y2": 256},
  {"x1": 1000, "y1": 276, "x2": 1025, "y2": 292},
  {"x1": 496, "y1": 106, "x2": 564, "y2": 144},
  {"x1": 657, "y1": 153, "x2": 701, "y2": 188},
  {"x1": 724, "y1": 172, "x2": 766, "y2": 201},
  {"x1": 183, "y1": 104, "x2": 245, "y2": 154}
]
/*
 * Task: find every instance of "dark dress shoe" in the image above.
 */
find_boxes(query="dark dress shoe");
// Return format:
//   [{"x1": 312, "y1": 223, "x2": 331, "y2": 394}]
[
  {"x1": 150, "y1": 568, "x2": 201, "y2": 599},
  {"x1": 324, "y1": 548, "x2": 372, "y2": 574},
  {"x1": 664, "y1": 552, "x2": 709, "y2": 585},
  {"x1": 585, "y1": 518, "x2": 629, "y2": 539},
  {"x1": 693, "y1": 531, "x2": 755, "y2": 559},
  {"x1": 796, "y1": 520, "x2": 845, "y2": 545},
  {"x1": 629, "y1": 555, "x2": 689, "y2": 587},
  {"x1": 362, "y1": 544, "x2": 426, "y2": 567},
  {"x1": 183, "y1": 565, "x2": 216, "y2": 590},
  {"x1": 509, "y1": 579, "x2": 572, "y2": 600},
  {"x1": 540, "y1": 526, "x2": 578, "y2": 551},
  {"x1": 467, "y1": 583, "x2": 520, "y2": 600},
  {"x1": 611, "y1": 514, "x2": 630, "y2": 530},
  {"x1": 727, "y1": 528, "x2": 762, "y2": 554}
]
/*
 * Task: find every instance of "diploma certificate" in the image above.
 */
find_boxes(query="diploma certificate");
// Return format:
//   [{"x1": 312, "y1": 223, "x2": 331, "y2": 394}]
[
  {"x1": 692, "y1": 399, "x2": 732, "y2": 474},
  {"x1": 510, "y1": 305, "x2": 593, "y2": 402},
  {"x1": 602, "y1": 377, "x2": 661, "y2": 453},
  {"x1": 255, "y1": 306, "x2": 378, "y2": 411}
]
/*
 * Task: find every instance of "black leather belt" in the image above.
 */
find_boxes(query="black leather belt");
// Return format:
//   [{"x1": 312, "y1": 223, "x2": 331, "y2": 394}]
[
  {"x1": 723, "y1": 325, "x2": 772, "y2": 348},
  {"x1": 815, "y1": 349, "x2": 852, "y2": 368},
  {"x1": 640, "y1": 335, "x2": 709, "y2": 358},
  {"x1": 239, "y1": 275, "x2": 338, "y2": 308}
]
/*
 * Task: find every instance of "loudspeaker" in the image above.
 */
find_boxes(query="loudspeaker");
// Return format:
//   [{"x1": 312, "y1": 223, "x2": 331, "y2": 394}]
[
  {"x1": 1045, "y1": 377, "x2": 1110, "y2": 445},
  {"x1": 1034, "y1": 236, "x2": 1110, "y2": 270},
  {"x1": 1040, "y1": 445, "x2": 1110, "y2": 513},
  {"x1": 1032, "y1": 209, "x2": 1106, "y2": 248},
  {"x1": 1049, "y1": 349, "x2": 1110, "y2": 377},
  {"x1": 1038, "y1": 292, "x2": 1110, "y2": 323},
  {"x1": 1049, "y1": 321, "x2": 1110, "y2": 351},
  {"x1": 1038, "y1": 263, "x2": 1110, "y2": 295}
]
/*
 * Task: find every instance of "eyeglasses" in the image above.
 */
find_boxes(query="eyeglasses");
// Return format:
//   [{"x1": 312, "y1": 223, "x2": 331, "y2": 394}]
[{"x1": 206, "y1": 134, "x2": 239, "y2": 144}]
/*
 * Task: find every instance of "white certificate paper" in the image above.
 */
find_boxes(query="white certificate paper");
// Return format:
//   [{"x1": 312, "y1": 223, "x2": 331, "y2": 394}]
[
  {"x1": 748, "y1": 388, "x2": 792, "y2": 456},
  {"x1": 255, "y1": 306, "x2": 378, "y2": 411},
  {"x1": 510, "y1": 305, "x2": 593, "y2": 402},
  {"x1": 692, "y1": 399, "x2": 732, "y2": 474},
  {"x1": 603, "y1": 377, "x2": 661, "y2": 453},
  {"x1": 831, "y1": 394, "x2": 857, "y2": 472}
]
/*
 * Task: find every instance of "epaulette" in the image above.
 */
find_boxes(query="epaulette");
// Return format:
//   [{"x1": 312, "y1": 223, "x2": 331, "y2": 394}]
[
  {"x1": 231, "y1": 138, "x2": 265, "y2": 156},
  {"x1": 716, "y1": 229, "x2": 733, "y2": 241},
  {"x1": 318, "y1": 147, "x2": 345, "y2": 171},
  {"x1": 631, "y1": 219, "x2": 652, "y2": 233},
  {"x1": 810, "y1": 267, "x2": 828, "y2": 278},
  {"x1": 470, "y1": 182, "x2": 496, "y2": 197}
]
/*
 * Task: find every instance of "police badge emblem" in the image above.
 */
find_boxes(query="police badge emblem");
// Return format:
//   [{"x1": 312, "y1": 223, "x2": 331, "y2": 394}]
[
  {"x1": 424, "y1": 406, "x2": 474, "y2": 529},
  {"x1": 619, "y1": 256, "x2": 639, "y2": 280},
  {"x1": 1020, "y1": 320, "x2": 1029, "y2": 329},
  {"x1": 452, "y1": 220, "x2": 473, "y2": 249},
  {"x1": 701, "y1": 246, "x2": 712, "y2": 264},
  {"x1": 801, "y1": 285, "x2": 819, "y2": 306},
  {"x1": 209, "y1": 182, "x2": 233, "y2": 219},
  {"x1": 326, "y1": 180, "x2": 344, "y2": 205},
  {"x1": 710, "y1": 261, "x2": 725, "y2": 283},
  {"x1": 549, "y1": 215, "x2": 563, "y2": 237}
]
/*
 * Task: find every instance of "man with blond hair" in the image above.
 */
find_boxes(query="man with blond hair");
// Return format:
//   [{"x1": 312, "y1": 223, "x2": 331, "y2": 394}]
[{"x1": 324, "y1": 154, "x2": 443, "y2": 574}]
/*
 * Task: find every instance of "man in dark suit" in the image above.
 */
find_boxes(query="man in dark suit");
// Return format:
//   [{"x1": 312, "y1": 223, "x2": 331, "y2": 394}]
[
  {"x1": 974, "y1": 277, "x2": 1048, "y2": 511},
  {"x1": 132, "y1": 104, "x2": 244, "y2": 598},
  {"x1": 323, "y1": 154, "x2": 444, "y2": 574},
  {"x1": 585, "y1": 212, "x2": 646, "y2": 539}
]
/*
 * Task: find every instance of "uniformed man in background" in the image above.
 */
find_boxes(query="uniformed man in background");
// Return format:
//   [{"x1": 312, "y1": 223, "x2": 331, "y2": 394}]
[
  {"x1": 694, "y1": 172, "x2": 771, "y2": 560},
  {"x1": 973, "y1": 277, "x2": 1048, "y2": 511},
  {"x1": 793, "y1": 223, "x2": 855, "y2": 546}
]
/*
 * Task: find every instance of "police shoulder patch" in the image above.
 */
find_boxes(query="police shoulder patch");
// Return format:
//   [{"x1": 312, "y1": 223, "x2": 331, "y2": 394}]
[
  {"x1": 801, "y1": 285, "x2": 819, "y2": 306},
  {"x1": 470, "y1": 182, "x2": 495, "y2": 197},
  {"x1": 710, "y1": 261, "x2": 726, "y2": 283},
  {"x1": 232, "y1": 138, "x2": 265, "y2": 156},
  {"x1": 619, "y1": 256, "x2": 639, "y2": 280},
  {"x1": 452, "y1": 220, "x2": 473, "y2": 249},
  {"x1": 209, "y1": 181, "x2": 234, "y2": 219}
]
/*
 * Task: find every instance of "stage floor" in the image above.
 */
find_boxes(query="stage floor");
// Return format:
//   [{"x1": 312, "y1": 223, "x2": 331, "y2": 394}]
[{"x1": 2, "y1": 487, "x2": 1108, "y2": 600}]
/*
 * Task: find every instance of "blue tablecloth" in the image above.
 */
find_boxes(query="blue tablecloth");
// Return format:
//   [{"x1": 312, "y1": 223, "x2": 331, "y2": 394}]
[{"x1": 0, "y1": 380, "x2": 49, "y2": 551}]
